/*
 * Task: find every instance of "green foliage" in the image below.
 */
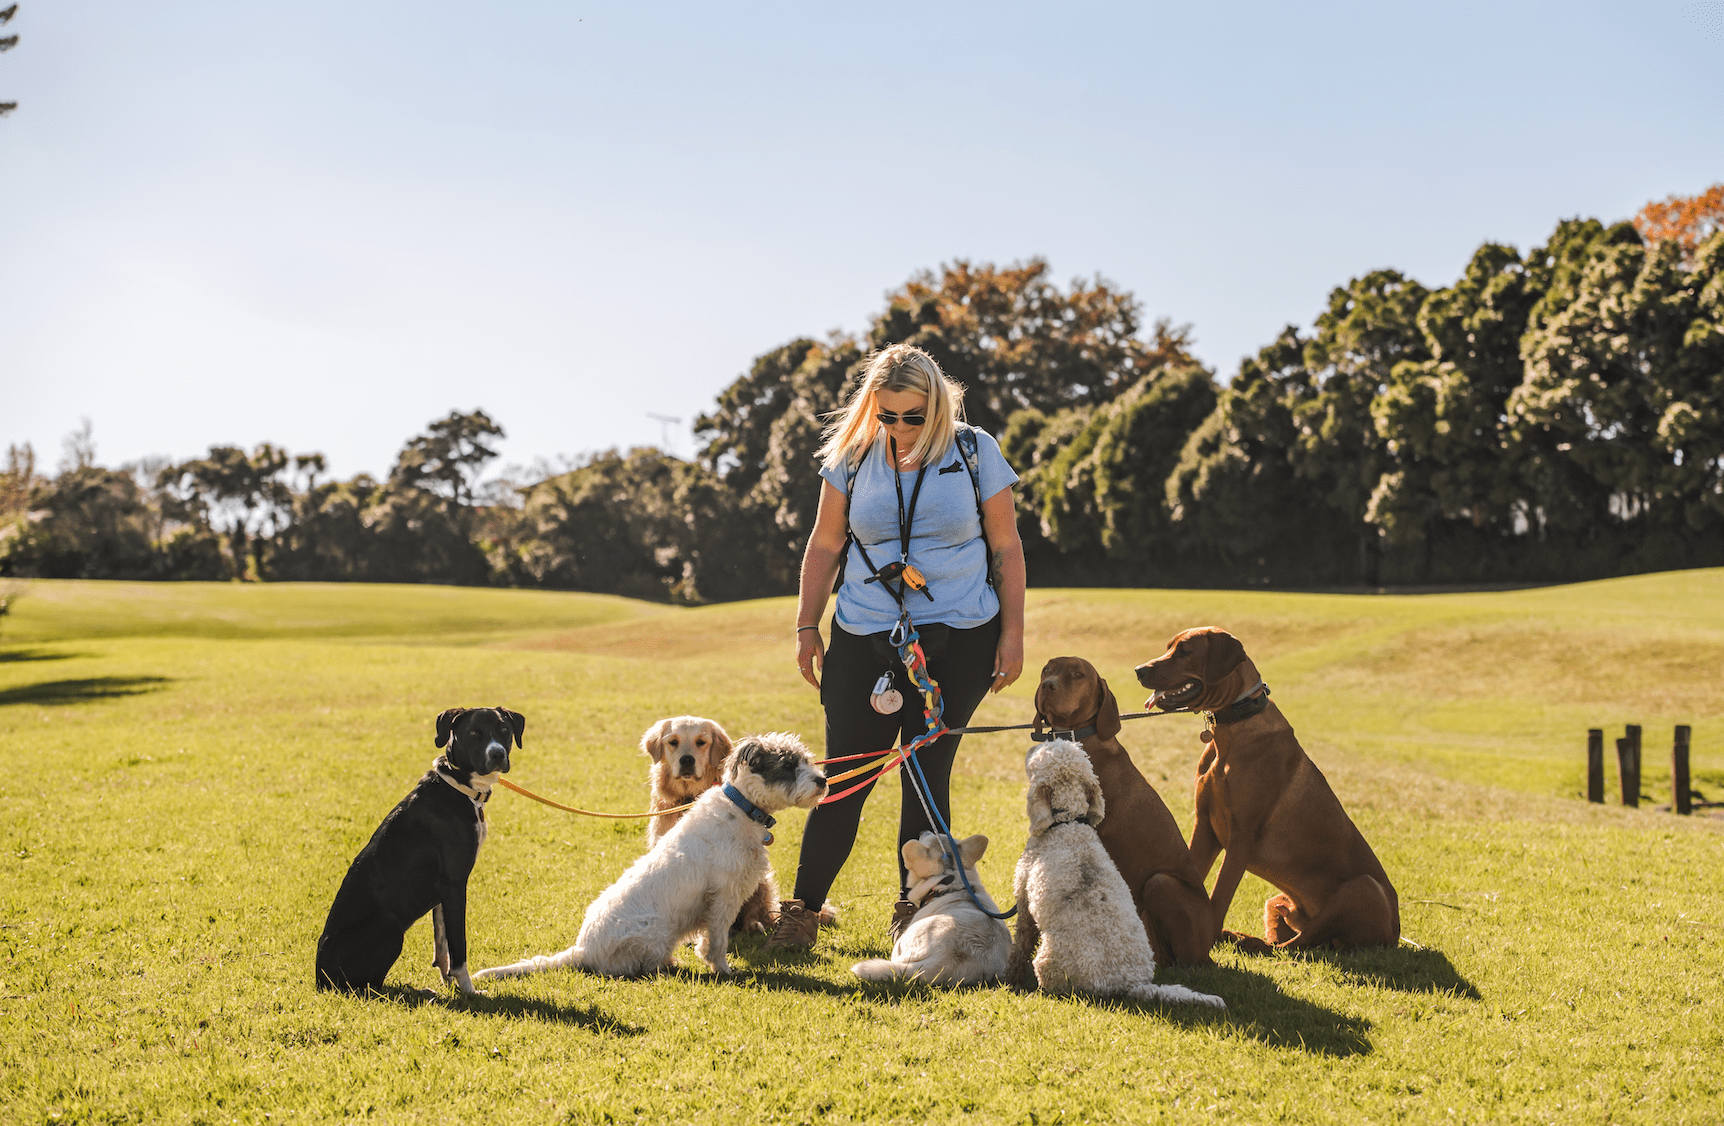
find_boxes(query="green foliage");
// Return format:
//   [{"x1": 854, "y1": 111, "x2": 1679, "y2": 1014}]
[
  {"x1": 0, "y1": 466, "x2": 159, "y2": 579},
  {"x1": 1, "y1": 577, "x2": 1721, "y2": 1123}
]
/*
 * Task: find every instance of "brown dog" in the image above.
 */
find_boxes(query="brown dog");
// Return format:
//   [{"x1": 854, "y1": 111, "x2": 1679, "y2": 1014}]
[
  {"x1": 1135, "y1": 627, "x2": 1400, "y2": 953},
  {"x1": 1032, "y1": 657, "x2": 1215, "y2": 966},
  {"x1": 641, "y1": 716, "x2": 776, "y2": 935}
]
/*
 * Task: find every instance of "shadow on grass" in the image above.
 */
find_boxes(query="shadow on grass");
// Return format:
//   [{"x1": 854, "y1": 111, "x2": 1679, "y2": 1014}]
[
  {"x1": 735, "y1": 952, "x2": 1374, "y2": 1058},
  {"x1": 0, "y1": 675, "x2": 173, "y2": 707},
  {"x1": 369, "y1": 984, "x2": 646, "y2": 1035},
  {"x1": 1291, "y1": 945, "x2": 1482, "y2": 999},
  {"x1": 0, "y1": 648, "x2": 87, "y2": 664}
]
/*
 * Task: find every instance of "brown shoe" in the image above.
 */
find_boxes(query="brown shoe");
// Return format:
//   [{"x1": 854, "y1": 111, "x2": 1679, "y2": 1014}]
[
  {"x1": 764, "y1": 899, "x2": 820, "y2": 950},
  {"x1": 888, "y1": 899, "x2": 918, "y2": 944}
]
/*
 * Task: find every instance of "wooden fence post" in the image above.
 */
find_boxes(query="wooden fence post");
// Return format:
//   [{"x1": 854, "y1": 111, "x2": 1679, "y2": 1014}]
[
  {"x1": 1674, "y1": 725, "x2": 1692, "y2": 816},
  {"x1": 1628, "y1": 725, "x2": 1642, "y2": 807},
  {"x1": 1587, "y1": 729, "x2": 1604, "y2": 803},
  {"x1": 1617, "y1": 733, "x2": 1640, "y2": 808}
]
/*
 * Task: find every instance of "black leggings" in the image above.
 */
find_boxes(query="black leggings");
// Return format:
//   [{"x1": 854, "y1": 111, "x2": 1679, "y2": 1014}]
[{"x1": 791, "y1": 613, "x2": 1002, "y2": 908}]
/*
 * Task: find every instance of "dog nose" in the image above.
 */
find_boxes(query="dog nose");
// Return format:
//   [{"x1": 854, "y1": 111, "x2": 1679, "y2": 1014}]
[
  {"x1": 1133, "y1": 664, "x2": 1154, "y2": 688},
  {"x1": 678, "y1": 754, "x2": 696, "y2": 773},
  {"x1": 485, "y1": 740, "x2": 509, "y2": 771}
]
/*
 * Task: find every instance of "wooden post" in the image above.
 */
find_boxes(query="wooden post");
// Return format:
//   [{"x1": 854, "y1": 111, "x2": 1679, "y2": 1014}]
[
  {"x1": 1674, "y1": 725, "x2": 1692, "y2": 816},
  {"x1": 1617, "y1": 736, "x2": 1639, "y2": 808},
  {"x1": 1587, "y1": 729, "x2": 1604, "y2": 803},
  {"x1": 1628, "y1": 725, "x2": 1642, "y2": 807}
]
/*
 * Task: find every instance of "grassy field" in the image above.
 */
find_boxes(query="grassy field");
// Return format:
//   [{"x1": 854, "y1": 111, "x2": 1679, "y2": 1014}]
[{"x1": 1, "y1": 573, "x2": 1721, "y2": 1124}]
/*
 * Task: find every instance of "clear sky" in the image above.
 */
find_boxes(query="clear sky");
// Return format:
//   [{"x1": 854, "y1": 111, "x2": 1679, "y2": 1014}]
[{"x1": 5, "y1": 1, "x2": 1722, "y2": 482}]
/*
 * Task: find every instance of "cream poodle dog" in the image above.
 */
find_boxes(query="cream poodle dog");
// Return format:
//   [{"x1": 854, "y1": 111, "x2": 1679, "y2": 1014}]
[
  {"x1": 1008, "y1": 740, "x2": 1225, "y2": 1009},
  {"x1": 476, "y1": 732, "x2": 827, "y2": 979},
  {"x1": 851, "y1": 831, "x2": 1011, "y2": 986}
]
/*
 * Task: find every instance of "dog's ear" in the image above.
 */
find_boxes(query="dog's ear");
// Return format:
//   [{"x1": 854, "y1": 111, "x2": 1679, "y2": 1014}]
[
  {"x1": 497, "y1": 707, "x2": 525, "y2": 748},
  {"x1": 640, "y1": 719, "x2": 669, "y2": 763},
  {"x1": 1093, "y1": 676, "x2": 1121, "y2": 741},
  {"x1": 1202, "y1": 630, "x2": 1247, "y2": 685},
  {"x1": 958, "y1": 833, "x2": 989, "y2": 869},
  {"x1": 435, "y1": 708, "x2": 465, "y2": 748},
  {"x1": 708, "y1": 721, "x2": 733, "y2": 772},
  {"x1": 1026, "y1": 781, "x2": 1055, "y2": 836},
  {"x1": 723, "y1": 736, "x2": 756, "y2": 780},
  {"x1": 1083, "y1": 776, "x2": 1106, "y2": 827}
]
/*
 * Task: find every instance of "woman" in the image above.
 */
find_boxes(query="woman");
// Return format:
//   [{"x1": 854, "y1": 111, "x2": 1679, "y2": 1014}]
[{"x1": 767, "y1": 343, "x2": 1026, "y2": 950}]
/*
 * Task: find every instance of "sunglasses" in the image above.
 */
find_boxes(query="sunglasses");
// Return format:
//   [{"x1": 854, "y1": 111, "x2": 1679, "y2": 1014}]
[{"x1": 876, "y1": 410, "x2": 927, "y2": 426}]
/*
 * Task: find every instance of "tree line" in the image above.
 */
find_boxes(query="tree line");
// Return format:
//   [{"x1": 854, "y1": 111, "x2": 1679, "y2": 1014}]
[{"x1": 5, "y1": 192, "x2": 1722, "y2": 598}]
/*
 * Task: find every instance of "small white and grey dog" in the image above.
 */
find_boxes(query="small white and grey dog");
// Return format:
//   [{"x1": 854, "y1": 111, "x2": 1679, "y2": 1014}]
[
  {"x1": 1008, "y1": 740, "x2": 1225, "y2": 1009},
  {"x1": 851, "y1": 832, "x2": 1012, "y2": 986},
  {"x1": 475, "y1": 732, "x2": 827, "y2": 980}
]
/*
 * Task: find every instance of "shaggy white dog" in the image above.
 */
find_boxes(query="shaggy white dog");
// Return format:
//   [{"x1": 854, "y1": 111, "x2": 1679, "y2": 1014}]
[
  {"x1": 1008, "y1": 740, "x2": 1225, "y2": 1009},
  {"x1": 475, "y1": 732, "x2": 827, "y2": 979},
  {"x1": 851, "y1": 832, "x2": 1011, "y2": 986}
]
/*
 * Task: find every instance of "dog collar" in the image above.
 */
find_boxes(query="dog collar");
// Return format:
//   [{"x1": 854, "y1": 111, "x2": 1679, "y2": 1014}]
[
  {"x1": 721, "y1": 783, "x2": 777, "y2": 844},
  {"x1": 1029, "y1": 710, "x2": 1100, "y2": 743},
  {"x1": 1206, "y1": 682, "x2": 1270, "y2": 726},
  {"x1": 433, "y1": 757, "x2": 497, "y2": 813},
  {"x1": 906, "y1": 873, "x2": 957, "y2": 907}
]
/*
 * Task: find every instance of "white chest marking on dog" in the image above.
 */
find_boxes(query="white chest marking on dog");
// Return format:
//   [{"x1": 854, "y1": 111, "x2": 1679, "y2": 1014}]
[{"x1": 434, "y1": 758, "x2": 499, "y2": 850}]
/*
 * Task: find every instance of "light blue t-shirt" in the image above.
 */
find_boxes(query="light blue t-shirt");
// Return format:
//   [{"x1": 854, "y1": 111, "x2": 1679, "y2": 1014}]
[{"x1": 820, "y1": 425, "x2": 1019, "y2": 635}]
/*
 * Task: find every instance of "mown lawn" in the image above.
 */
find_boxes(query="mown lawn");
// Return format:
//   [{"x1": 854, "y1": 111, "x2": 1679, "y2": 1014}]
[{"x1": 1, "y1": 575, "x2": 1721, "y2": 1124}]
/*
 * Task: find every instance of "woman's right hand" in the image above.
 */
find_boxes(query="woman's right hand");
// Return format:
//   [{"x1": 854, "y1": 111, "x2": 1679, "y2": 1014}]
[{"x1": 796, "y1": 629, "x2": 825, "y2": 690}]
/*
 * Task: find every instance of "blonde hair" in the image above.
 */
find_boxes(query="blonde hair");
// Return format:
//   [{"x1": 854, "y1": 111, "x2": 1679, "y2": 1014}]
[{"x1": 818, "y1": 344, "x2": 965, "y2": 472}]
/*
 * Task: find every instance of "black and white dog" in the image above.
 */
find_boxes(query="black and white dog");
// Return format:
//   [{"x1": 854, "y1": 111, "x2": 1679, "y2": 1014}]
[{"x1": 315, "y1": 706, "x2": 524, "y2": 994}]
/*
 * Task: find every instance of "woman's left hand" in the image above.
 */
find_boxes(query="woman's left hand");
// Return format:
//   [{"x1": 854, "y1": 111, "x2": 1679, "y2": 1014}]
[{"x1": 990, "y1": 631, "x2": 1024, "y2": 693}]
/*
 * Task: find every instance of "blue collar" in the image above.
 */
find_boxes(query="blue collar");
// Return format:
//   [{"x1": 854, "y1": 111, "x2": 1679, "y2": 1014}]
[{"x1": 722, "y1": 783, "x2": 776, "y2": 829}]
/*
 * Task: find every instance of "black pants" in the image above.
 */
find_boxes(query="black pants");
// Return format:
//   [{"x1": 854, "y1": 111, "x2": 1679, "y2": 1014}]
[{"x1": 791, "y1": 613, "x2": 1002, "y2": 908}]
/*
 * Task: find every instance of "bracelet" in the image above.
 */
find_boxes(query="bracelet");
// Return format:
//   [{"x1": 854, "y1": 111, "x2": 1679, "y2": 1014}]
[{"x1": 796, "y1": 625, "x2": 820, "y2": 633}]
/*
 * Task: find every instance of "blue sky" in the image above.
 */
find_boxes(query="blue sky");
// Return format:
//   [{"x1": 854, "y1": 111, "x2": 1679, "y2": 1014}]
[{"x1": 4, "y1": 1, "x2": 1722, "y2": 481}]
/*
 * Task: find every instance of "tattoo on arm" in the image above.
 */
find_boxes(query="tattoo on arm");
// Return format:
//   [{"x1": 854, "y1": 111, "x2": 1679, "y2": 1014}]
[{"x1": 989, "y1": 548, "x2": 1005, "y2": 589}]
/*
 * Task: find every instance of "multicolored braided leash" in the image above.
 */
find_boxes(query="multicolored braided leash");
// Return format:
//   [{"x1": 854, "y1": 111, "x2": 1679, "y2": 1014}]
[{"x1": 816, "y1": 614, "x2": 1016, "y2": 920}]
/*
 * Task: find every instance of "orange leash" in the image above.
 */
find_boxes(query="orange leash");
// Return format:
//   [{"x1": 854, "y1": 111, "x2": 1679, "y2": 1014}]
[{"x1": 495, "y1": 777, "x2": 694, "y2": 819}]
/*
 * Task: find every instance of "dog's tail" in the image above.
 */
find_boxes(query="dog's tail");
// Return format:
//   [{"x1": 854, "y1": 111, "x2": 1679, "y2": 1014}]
[
  {"x1": 472, "y1": 943, "x2": 583, "y2": 981},
  {"x1": 850, "y1": 957, "x2": 905, "y2": 983},
  {"x1": 1130, "y1": 981, "x2": 1226, "y2": 1009}
]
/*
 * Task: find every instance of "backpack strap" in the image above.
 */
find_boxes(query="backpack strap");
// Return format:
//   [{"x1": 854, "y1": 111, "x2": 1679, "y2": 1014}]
[{"x1": 956, "y1": 426, "x2": 994, "y2": 588}]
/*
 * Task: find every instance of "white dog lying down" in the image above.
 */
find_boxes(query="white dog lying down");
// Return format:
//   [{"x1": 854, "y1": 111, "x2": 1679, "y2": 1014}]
[
  {"x1": 1009, "y1": 740, "x2": 1225, "y2": 1009},
  {"x1": 475, "y1": 732, "x2": 827, "y2": 979},
  {"x1": 852, "y1": 832, "x2": 1012, "y2": 986}
]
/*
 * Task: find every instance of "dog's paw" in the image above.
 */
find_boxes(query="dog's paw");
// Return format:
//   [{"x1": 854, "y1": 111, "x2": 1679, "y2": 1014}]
[{"x1": 1221, "y1": 930, "x2": 1274, "y2": 956}]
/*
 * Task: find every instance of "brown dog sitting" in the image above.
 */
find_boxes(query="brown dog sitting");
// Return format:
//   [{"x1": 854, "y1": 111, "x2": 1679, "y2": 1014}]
[
  {"x1": 1135, "y1": 627, "x2": 1400, "y2": 953},
  {"x1": 1032, "y1": 657, "x2": 1215, "y2": 966}
]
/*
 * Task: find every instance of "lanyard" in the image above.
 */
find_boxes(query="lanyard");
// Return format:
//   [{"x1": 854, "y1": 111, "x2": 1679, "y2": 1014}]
[{"x1": 890, "y1": 437, "x2": 930, "y2": 566}]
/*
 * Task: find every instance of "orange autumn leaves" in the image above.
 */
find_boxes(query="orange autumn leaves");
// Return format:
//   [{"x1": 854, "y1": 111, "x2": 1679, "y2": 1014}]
[{"x1": 1633, "y1": 183, "x2": 1724, "y2": 254}]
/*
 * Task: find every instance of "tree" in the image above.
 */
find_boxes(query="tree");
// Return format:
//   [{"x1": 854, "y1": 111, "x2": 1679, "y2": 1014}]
[
  {"x1": 1510, "y1": 223, "x2": 1724, "y2": 571},
  {"x1": 867, "y1": 259, "x2": 1197, "y2": 435},
  {"x1": 0, "y1": 466, "x2": 157, "y2": 579},
  {"x1": 1634, "y1": 183, "x2": 1724, "y2": 260},
  {"x1": 1164, "y1": 328, "x2": 1354, "y2": 585},
  {"x1": 1365, "y1": 242, "x2": 1542, "y2": 573},
  {"x1": 1292, "y1": 269, "x2": 1432, "y2": 582},
  {"x1": 503, "y1": 448, "x2": 762, "y2": 603},
  {"x1": 1014, "y1": 364, "x2": 1218, "y2": 583},
  {"x1": 158, "y1": 444, "x2": 293, "y2": 579},
  {"x1": 0, "y1": 4, "x2": 17, "y2": 118},
  {"x1": 391, "y1": 410, "x2": 505, "y2": 508}
]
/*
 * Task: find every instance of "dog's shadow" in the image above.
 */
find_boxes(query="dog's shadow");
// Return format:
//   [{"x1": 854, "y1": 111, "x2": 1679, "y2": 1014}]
[
  {"x1": 1272, "y1": 944, "x2": 1482, "y2": 999},
  {"x1": 367, "y1": 985, "x2": 647, "y2": 1036}
]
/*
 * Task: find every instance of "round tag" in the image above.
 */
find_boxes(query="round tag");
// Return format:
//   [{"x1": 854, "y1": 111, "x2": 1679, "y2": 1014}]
[{"x1": 871, "y1": 688, "x2": 904, "y2": 714}]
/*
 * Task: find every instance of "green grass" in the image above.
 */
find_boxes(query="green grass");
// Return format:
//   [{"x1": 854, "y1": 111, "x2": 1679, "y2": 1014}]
[{"x1": 2, "y1": 574, "x2": 1722, "y2": 1124}]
